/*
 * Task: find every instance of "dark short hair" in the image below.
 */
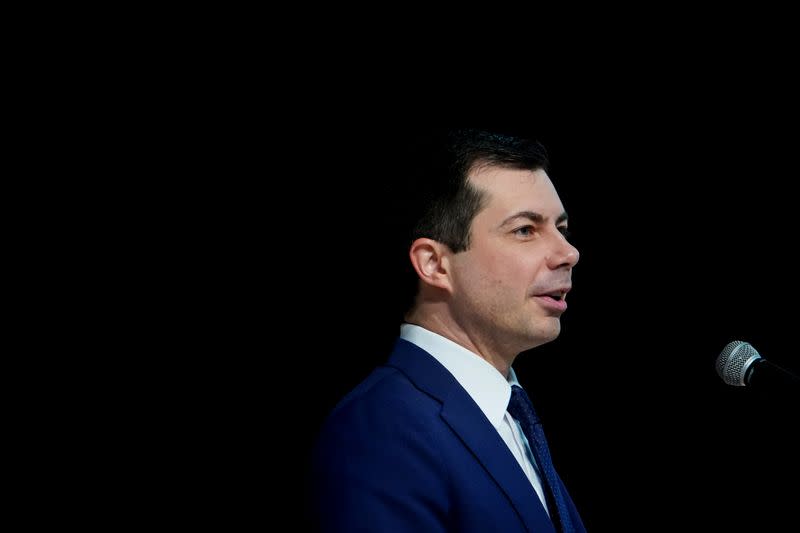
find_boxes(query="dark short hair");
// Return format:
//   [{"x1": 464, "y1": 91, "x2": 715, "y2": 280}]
[
  {"x1": 391, "y1": 128, "x2": 550, "y2": 315},
  {"x1": 409, "y1": 128, "x2": 549, "y2": 252}
]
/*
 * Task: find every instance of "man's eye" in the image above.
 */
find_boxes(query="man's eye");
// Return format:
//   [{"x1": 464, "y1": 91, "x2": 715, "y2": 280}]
[
  {"x1": 558, "y1": 226, "x2": 571, "y2": 238},
  {"x1": 514, "y1": 226, "x2": 534, "y2": 237}
]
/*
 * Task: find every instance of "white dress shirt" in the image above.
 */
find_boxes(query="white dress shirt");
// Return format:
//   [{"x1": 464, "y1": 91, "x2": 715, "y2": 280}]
[{"x1": 400, "y1": 323, "x2": 550, "y2": 516}]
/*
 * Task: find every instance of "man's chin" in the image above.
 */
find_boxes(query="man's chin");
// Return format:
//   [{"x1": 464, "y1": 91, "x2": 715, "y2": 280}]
[
  {"x1": 518, "y1": 321, "x2": 561, "y2": 350},
  {"x1": 535, "y1": 319, "x2": 562, "y2": 343}
]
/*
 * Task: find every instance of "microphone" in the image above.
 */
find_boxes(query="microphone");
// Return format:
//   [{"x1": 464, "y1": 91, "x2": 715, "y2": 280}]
[{"x1": 715, "y1": 340, "x2": 800, "y2": 388}]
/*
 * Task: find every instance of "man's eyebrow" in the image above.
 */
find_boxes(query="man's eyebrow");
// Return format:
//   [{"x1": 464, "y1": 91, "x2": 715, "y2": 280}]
[{"x1": 501, "y1": 210, "x2": 569, "y2": 227}]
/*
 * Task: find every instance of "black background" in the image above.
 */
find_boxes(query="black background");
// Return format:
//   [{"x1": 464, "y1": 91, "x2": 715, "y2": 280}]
[
  {"x1": 271, "y1": 98, "x2": 799, "y2": 531},
  {"x1": 77, "y1": 17, "x2": 800, "y2": 532}
]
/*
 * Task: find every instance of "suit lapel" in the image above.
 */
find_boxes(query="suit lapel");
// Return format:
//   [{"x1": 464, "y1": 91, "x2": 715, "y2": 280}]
[
  {"x1": 388, "y1": 339, "x2": 555, "y2": 533},
  {"x1": 440, "y1": 396, "x2": 556, "y2": 532}
]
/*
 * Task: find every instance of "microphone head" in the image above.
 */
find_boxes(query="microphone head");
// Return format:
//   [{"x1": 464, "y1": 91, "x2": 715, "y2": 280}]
[{"x1": 716, "y1": 340, "x2": 762, "y2": 386}]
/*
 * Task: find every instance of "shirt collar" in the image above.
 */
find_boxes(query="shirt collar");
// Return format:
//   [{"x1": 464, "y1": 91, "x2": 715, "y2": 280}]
[{"x1": 400, "y1": 323, "x2": 518, "y2": 429}]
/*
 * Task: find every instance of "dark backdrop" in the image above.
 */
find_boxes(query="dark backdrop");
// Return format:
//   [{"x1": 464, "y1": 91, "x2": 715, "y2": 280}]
[{"x1": 284, "y1": 109, "x2": 798, "y2": 531}]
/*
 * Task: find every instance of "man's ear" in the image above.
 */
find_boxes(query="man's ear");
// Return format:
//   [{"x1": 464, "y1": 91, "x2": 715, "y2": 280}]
[{"x1": 408, "y1": 238, "x2": 453, "y2": 292}]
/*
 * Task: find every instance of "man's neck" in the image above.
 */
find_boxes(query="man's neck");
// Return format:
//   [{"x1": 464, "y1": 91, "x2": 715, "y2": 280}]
[{"x1": 405, "y1": 307, "x2": 515, "y2": 378}]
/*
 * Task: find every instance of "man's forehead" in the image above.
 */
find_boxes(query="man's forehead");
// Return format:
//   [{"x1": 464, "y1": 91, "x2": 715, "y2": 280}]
[{"x1": 471, "y1": 169, "x2": 562, "y2": 215}]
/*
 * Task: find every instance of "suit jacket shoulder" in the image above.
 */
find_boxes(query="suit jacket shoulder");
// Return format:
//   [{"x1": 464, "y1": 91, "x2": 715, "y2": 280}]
[{"x1": 311, "y1": 338, "x2": 561, "y2": 533}]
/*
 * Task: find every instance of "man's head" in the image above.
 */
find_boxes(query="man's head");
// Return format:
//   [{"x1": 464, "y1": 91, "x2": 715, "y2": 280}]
[{"x1": 402, "y1": 128, "x2": 579, "y2": 362}]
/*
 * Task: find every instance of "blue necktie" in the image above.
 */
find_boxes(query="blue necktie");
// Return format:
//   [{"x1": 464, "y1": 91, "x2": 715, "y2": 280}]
[{"x1": 507, "y1": 384, "x2": 575, "y2": 533}]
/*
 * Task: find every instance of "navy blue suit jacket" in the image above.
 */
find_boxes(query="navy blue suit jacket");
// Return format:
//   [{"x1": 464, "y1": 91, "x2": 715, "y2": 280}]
[{"x1": 311, "y1": 338, "x2": 586, "y2": 532}]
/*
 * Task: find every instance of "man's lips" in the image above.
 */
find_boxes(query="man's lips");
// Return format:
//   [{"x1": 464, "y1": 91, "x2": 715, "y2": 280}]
[
  {"x1": 534, "y1": 295, "x2": 567, "y2": 313},
  {"x1": 532, "y1": 286, "x2": 571, "y2": 313},
  {"x1": 532, "y1": 286, "x2": 571, "y2": 301}
]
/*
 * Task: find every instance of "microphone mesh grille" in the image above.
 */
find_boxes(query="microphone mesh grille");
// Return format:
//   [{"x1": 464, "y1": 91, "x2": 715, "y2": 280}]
[{"x1": 716, "y1": 340, "x2": 761, "y2": 386}]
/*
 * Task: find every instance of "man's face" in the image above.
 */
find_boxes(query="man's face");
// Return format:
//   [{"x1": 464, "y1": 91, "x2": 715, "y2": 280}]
[{"x1": 449, "y1": 166, "x2": 580, "y2": 353}]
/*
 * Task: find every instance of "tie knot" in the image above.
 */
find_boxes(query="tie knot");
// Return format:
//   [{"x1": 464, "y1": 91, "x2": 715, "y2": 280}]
[{"x1": 507, "y1": 384, "x2": 541, "y2": 425}]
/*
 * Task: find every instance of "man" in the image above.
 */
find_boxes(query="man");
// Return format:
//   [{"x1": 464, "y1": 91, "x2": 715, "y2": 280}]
[{"x1": 311, "y1": 128, "x2": 586, "y2": 532}]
